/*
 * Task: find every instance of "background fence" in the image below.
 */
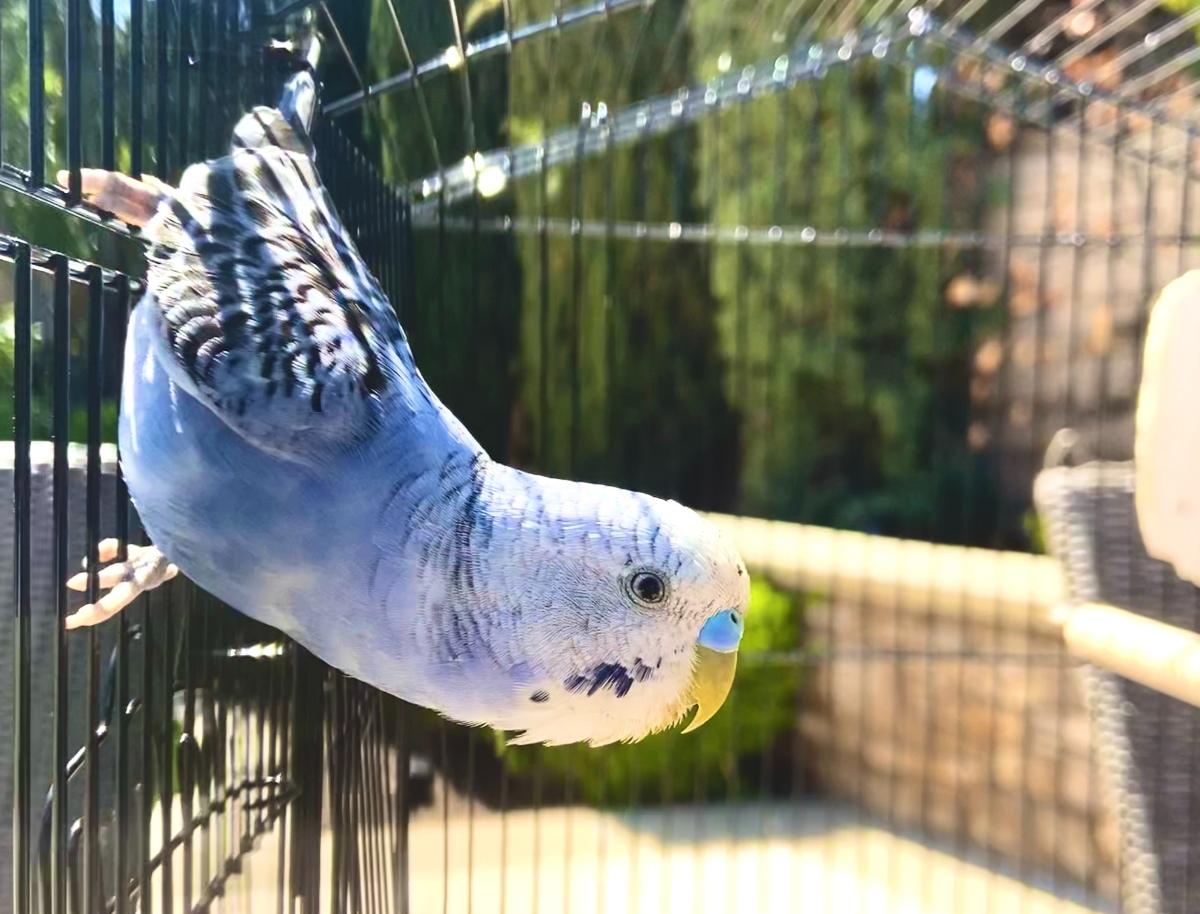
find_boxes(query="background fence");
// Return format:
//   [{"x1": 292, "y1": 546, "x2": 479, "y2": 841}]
[{"x1": 7, "y1": 0, "x2": 1200, "y2": 912}]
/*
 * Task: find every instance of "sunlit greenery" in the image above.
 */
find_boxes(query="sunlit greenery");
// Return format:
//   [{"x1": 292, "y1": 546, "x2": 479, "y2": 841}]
[{"x1": 353, "y1": 0, "x2": 1012, "y2": 546}]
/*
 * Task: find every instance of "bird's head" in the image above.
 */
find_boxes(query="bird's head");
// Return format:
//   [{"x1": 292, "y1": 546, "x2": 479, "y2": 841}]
[{"x1": 472, "y1": 470, "x2": 751, "y2": 747}]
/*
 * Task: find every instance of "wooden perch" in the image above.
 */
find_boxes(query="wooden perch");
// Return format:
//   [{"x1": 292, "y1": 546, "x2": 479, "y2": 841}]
[
  {"x1": 1058, "y1": 601, "x2": 1200, "y2": 709},
  {"x1": 707, "y1": 512, "x2": 1200, "y2": 708},
  {"x1": 705, "y1": 512, "x2": 1066, "y2": 633}
]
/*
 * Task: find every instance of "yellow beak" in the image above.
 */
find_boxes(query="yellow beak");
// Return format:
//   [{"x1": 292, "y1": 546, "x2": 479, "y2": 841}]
[{"x1": 681, "y1": 645, "x2": 738, "y2": 733}]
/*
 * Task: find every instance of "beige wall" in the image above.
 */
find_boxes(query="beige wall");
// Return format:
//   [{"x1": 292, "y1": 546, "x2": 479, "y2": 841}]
[{"x1": 795, "y1": 592, "x2": 1120, "y2": 900}]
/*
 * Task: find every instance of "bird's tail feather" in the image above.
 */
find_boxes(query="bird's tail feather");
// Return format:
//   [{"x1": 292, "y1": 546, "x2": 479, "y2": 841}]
[
  {"x1": 59, "y1": 57, "x2": 319, "y2": 228},
  {"x1": 279, "y1": 69, "x2": 318, "y2": 143},
  {"x1": 232, "y1": 69, "x2": 318, "y2": 158}
]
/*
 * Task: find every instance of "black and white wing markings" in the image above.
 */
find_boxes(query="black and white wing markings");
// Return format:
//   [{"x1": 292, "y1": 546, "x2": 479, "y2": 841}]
[{"x1": 144, "y1": 107, "x2": 410, "y2": 452}]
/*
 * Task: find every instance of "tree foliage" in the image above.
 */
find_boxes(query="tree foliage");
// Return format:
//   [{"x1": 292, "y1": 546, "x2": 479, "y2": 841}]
[{"x1": 357, "y1": 0, "x2": 1009, "y2": 543}]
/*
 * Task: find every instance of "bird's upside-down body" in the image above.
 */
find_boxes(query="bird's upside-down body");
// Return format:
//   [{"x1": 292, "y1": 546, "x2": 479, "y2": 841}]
[{"x1": 64, "y1": 72, "x2": 750, "y2": 747}]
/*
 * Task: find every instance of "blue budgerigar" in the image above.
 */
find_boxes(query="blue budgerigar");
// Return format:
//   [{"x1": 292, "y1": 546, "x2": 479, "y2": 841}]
[{"x1": 62, "y1": 72, "x2": 749, "y2": 746}]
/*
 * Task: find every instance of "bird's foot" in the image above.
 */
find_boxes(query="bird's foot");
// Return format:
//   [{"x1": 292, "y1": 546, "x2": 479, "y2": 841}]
[
  {"x1": 55, "y1": 169, "x2": 172, "y2": 227},
  {"x1": 65, "y1": 539, "x2": 179, "y2": 629}
]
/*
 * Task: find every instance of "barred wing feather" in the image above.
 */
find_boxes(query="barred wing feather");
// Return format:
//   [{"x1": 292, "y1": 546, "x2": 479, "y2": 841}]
[{"x1": 142, "y1": 107, "x2": 410, "y2": 454}]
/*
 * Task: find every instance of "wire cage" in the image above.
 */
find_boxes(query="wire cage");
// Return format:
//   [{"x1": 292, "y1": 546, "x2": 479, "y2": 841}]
[{"x1": 6, "y1": 1, "x2": 1200, "y2": 913}]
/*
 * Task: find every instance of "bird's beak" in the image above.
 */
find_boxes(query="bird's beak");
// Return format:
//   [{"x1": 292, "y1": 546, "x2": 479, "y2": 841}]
[
  {"x1": 681, "y1": 608, "x2": 744, "y2": 733},
  {"x1": 681, "y1": 646, "x2": 738, "y2": 733}
]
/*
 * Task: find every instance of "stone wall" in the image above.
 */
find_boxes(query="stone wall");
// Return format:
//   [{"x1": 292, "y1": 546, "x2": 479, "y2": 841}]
[
  {"x1": 794, "y1": 591, "x2": 1120, "y2": 900},
  {"x1": 974, "y1": 123, "x2": 1200, "y2": 508}
]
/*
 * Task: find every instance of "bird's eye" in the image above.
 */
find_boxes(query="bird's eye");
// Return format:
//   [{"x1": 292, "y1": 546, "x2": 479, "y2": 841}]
[{"x1": 628, "y1": 570, "x2": 667, "y2": 605}]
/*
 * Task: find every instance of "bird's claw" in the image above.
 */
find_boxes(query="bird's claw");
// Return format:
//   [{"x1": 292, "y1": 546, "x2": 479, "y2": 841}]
[
  {"x1": 55, "y1": 169, "x2": 172, "y2": 227},
  {"x1": 65, "y1": 539, "x2": 179, "y2": 629}
]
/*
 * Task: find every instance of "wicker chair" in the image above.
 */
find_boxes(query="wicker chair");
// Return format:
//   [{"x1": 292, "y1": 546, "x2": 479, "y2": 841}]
[
  {"x1": 1036, "y1": 457, "x2": 1200, "y2": 914},
  {"x1": 0, "y1": 443, "x2": 121, "y2": 907}
]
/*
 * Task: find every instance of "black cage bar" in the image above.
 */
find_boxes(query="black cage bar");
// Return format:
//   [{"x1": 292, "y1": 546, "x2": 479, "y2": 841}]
[
  {"x1": 10, "y1": 2, "x2": 1200, "y2": 913},
  {"x1": 1, "y1": 3, "x2": 422, "y2": 910}
]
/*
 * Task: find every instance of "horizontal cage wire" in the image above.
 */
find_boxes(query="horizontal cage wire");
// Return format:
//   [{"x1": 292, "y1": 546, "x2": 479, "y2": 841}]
[{"x1": 6, "y1": 2, "x2": 1200, "y2": 914}]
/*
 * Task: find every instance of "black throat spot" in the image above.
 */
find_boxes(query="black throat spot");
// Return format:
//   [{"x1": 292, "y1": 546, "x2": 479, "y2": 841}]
[{"x1": 564, "y1": 658, "x2": 657, "y2": 699}]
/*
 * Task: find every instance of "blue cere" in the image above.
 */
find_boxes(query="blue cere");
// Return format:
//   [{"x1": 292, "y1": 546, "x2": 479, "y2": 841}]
[{"x1": 697, "y1": 608, "x2": 744, "y2": 653}]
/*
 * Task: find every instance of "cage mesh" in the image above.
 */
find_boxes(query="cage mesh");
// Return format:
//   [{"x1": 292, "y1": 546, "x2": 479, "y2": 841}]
[{"x1": 5, "y1": 1, "x2": 1200, "y2": 912}]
